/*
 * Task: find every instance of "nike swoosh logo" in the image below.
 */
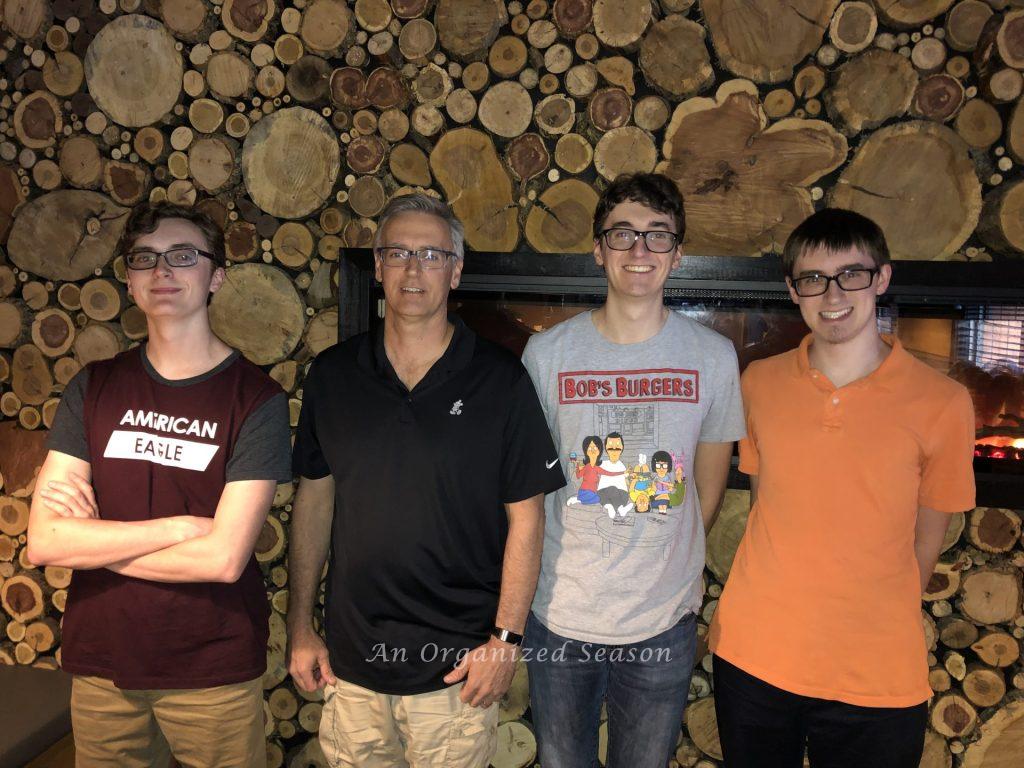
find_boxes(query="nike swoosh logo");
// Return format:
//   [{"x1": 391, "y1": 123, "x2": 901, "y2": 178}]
[{"x1": 546, "y1": 459, "x2": 559, "y2": 469}]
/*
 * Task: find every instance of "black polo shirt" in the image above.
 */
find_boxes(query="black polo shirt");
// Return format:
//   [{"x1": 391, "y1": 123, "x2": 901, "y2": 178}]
[{"x1": 293, "y1": 316, "x2": 565, "y2": 695}]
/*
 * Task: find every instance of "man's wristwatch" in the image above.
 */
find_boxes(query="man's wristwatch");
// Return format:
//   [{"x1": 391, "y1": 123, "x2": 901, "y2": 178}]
[{"x1": 491, "y1": 626, "x2": 524, "y2": 646}]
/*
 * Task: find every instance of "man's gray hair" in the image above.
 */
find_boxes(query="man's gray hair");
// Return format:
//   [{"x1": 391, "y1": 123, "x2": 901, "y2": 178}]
[{"x1": 372, "y1": 193, "x2": 465, "y2": 260}]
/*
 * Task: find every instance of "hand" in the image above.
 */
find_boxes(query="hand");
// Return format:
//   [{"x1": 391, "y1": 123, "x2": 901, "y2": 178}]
[
  {"x1": 675, "y1": 466, "x2": 684, "y2": 483},
  {"x1": 443, "y1": 636, "x2": 517, "y2": 708},
  {"x1": 40, "y1": 472, "x2": 99, "y2": 519},
  {"x1": 288, "y1": 623, "x2": 337, "y2": 693}
]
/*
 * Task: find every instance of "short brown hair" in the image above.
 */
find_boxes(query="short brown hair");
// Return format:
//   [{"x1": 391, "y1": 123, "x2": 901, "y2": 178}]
[
  {"x1": 118, "y1": 202, "x2": 226, "y2": 267},
  {"x1": 593, "y1": 173, "x2": 685, "y2": 240},
  {"x1": 782, "y1": 208, "x2": 889, "y2": 275}
]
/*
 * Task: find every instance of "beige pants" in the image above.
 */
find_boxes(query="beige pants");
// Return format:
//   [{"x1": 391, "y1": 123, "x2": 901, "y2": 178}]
[
  {"x1": 319, "y1": 678, "x2": 499, "y2": 768},
  {"x1": 70, "y1": 675, "x2": 266, "y2": 768}
]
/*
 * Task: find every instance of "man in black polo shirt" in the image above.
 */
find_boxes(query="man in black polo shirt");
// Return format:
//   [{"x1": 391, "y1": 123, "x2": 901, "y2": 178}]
[{"x1": 288, "y1": 193, "x2": 564, "y2": 767}]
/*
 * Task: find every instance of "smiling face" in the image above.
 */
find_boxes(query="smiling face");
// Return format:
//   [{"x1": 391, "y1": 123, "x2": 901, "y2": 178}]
[
  {"x1": 125, "y1": 218, "x2": 224, "y2": 321},
  {"x1": 374, "y1": 211, "x2": 462, "y2": 323},
  {"x1": 787, "y1": 245, "x2": 891, "y2": 348},
  {"x1": 593, "y1": 200, "x2": 682, "y2": 302}
]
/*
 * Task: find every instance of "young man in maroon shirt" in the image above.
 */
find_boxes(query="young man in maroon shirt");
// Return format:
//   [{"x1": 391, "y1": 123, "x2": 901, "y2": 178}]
[{"x1": 28, "y1": 202, "x2": 291, "y2": 767}]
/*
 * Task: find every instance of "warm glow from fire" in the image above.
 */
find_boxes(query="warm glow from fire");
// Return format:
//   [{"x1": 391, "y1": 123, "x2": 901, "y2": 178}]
[{"x1": 976, "y1": 437, "x2": 1024, "y2": 448}]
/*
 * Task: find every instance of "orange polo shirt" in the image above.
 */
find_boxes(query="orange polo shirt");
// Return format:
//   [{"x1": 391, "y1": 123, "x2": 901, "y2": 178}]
[{"x1": 709, "y1": 335, "x2": 976, "y2": 707}]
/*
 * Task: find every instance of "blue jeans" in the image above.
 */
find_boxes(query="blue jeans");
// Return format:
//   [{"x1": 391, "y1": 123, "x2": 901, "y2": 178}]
[{"x1": 524, "y1": 611, "x2": 698, "y2": 768}]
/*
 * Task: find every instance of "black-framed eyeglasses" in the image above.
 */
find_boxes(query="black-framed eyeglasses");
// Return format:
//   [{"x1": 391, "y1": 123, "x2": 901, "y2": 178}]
[
  {"x1": 375, "y1": 247, "x2": 456, "y2": 269},
  {"x1": 789, "y1": 268, "x2": 879, "y2": 297},
  {"x1": 125, "y1": 247, "x2": 216, "y2": 270},
  {"x1": 599, "y1": 228, "x2": 679, "y2": 253}
]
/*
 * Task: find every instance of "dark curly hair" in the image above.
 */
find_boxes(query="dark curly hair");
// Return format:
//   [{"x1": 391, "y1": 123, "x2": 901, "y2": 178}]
[
  {"x1": 118, "y1": 201, "x2": 226, "y2": 268},
  {"x1": 592, "y1": 173, "x2": 685, "y2": 240}
]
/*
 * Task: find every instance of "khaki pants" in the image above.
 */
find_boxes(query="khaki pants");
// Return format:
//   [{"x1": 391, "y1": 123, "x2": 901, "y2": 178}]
[
  {"x1": 319, "y1": 678, "x2": 498, "y2": 768},
  {"x1": 71, "y1": 675, "x2": 266, "y2": 768}
]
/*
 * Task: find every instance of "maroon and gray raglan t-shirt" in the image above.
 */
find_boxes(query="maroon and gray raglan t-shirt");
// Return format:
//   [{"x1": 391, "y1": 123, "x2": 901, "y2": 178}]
[{"x1": 47, "y1": 346, "x2": 291, "y2": 689}]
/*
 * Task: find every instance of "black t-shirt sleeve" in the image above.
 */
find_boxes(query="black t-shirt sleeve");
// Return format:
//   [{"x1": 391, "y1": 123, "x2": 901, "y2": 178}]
[
  {"x1": 46, "y1": 367, "x2": 91, "y2": 462},
  {"x1": 500, "y1": 366, "x2": 567, "y2": 504},
  {"x1": 292, "y1": 358, "x2": 331, "y2": 479},
  {"x1": 225, "y1": 392, "x2": 293, "y2": 482}
]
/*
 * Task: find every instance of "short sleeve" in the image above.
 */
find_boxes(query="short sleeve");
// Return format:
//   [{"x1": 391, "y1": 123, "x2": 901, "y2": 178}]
[
  {"x1": 226, "y1": 392, "x2": 292, "y2": 482},
  {"x1": 292, "y1": 358, "x2": 331, "y2": 479},
  {"x1": 737, "y1": 367, "x2": 759, "y2": 476},
  {"x1": 520, "y1": 336, "x2": 554, "y2": 431},
  {"x1": 500, "y1": 366, "x2": 566, "y2": 504},
  {"x1": 919, "y1": 387, "x2": 976, "y2": 513},
  {"x1": 698, "y1": 341, "x2": 746, "y2": 443},
  {"x1": 46, "y1": 367, "x2": 91, "y2": 462}
]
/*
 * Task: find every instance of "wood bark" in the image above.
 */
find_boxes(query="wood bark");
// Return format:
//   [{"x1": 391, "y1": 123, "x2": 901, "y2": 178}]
[
  {"x1": 829, "y1": 121, "x2": 980, "y2": 260},
  {"x1": 685, "y1": 696, "x2": 723, "y2": 760},
  {"x1": 947, "y1": 1, "x2": 993, "y2": 52},
  {"x1": 658, "y1": 81, "x2": 847, "y2": 256},
  {"x1": 242, "y1": 108, "x2": 340, "y2": 220},
  {"x1": 826, "y1": 50, "x2": 917, "y2": 136},
  {"x1": 638, "y1": 15, "x2": 712, "y2": 99},
  {"x1": 972, "y1": 631, "x2": 1020, "y2": 667},
  {"x1": 430, "y1": 128, "x2": 519, "y2": 250},
  {"x1": 525, "y1": 179, "x2": 598, "y2": 252},
  {"x1": 830, "y1": 2, "x2": 877, "y2": 54},
  {"x1": 1, "y1": 573, "x2": 45, "y2": 624},
  {"x1": 0, "y1": 497, "x2": 29, "y2": 537},
  {"x1": 103, "y1": 161, "x2": 149, "y2": 206},
  {"x1": 969, "y1": 508, "x2": 1023, "y2": 552},
  {"x1": 594, "y1": 125, "x2": 657, "y2": 181},
  {"x1": 961, "y1": 698, "x2": 1024, "y2": 768},
  {"x1": 73, "y1": 323, "x2": 124, "y2": 366},
  {"x1": 286, "y1": 56, "x2": 331, "y2": 104},
  {"x1": 960, "y1": 568, "x2": 1022, "y2": 625},
  {"x1": 209, "y1": 264, "x2": 306, "y2": 365},
  {"x1": 478, "y1": 81, "x2": 534, "y2": 138},
  {"x1": 491, "y1": 721, "x2": 536, "y2": 768},
  {"x1": 435, "y1": 0, "x2": 506, "y2": 60},
  {"x1": 876, "y1": 0, "x2": 956, "y2": 28},
  {"x1": 588, "y1": 87, "x2": 632, "y2": 131},
  {"x1": 84, "y1": 14, "x2": 183, "y2": 127},
  {"x1": 0, "y1": 422, "x2": 47, "y2": 496},
  {"x1": 592, "y1": 0, "x2": 651, "y2": 50},
  {"x1": 8, "y1": 191, "x2": 128, "y2": 281},
  {"x1": 30, "y1": 308, "x2": 75, "y2": 357},
  {"x1": 702, "y1": 0, "x2": 839, "y2": 83},
  {"x1": 300, "y1": 0, "x2": 354, "y2": 57},
  {"x1": 978, "y1": 178, "x2": 1024, "y2": 254},
  {"x1": 13, "y1": 91, "x2": 62, "y2": 150},
  {"x1": 506, "y1": 133, "x2": 550, "y2": 182},
  {"x1": 955, "y1": 98, "x2": 1003, "y2": 149}
]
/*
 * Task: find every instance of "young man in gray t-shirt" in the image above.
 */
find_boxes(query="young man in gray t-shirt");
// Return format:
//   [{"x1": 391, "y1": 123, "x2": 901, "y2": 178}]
[{"x1": 521, "y1": 173, "x2": 745, "y2": 768}]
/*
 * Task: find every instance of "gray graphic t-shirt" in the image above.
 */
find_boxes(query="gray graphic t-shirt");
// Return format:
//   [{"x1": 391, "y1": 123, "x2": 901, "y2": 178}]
[{"x1": 522, "y1": 311, "x2": 745, "y2": 644}]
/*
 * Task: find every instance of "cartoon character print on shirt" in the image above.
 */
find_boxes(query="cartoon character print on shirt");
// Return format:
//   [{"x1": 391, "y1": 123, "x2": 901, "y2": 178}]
[{"x1": 558, "y1": 367, "x2": 697, "y2": 559}]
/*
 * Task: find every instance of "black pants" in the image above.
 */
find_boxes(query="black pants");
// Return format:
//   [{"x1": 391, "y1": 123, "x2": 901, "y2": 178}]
[{"x1": 712, "y1": 656, "x2": 928, "y2": 768}]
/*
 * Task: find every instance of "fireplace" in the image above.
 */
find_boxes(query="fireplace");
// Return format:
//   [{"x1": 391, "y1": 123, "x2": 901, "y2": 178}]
[{"x1": 340, "y1": 250, "x2": 1024, "y2": 506}]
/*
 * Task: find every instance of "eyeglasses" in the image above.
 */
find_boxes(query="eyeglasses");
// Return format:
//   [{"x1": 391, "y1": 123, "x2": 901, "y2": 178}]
[
  {"x1": 789, "y1": 268, "x2": 879, "y2": 297},
  {"x1": 375, "y1": 247, "x2": 456, "y2": 269},
  {"x1": 125, "y1": 247, "x2": 216, "y2": 270},
  {"x1": 599, "y1": 228, "x2": 679, "y2": 253}
]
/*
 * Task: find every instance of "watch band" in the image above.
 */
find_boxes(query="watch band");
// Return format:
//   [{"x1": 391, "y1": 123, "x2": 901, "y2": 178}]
[{"x1": 491, "y1": 626, "x2": 524, "y2": 646}]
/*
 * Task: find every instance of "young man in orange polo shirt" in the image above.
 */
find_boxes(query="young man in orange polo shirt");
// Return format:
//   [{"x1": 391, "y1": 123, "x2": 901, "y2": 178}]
[{"x1": 709, "y1": 209, "x2": 976, "y2": 767}]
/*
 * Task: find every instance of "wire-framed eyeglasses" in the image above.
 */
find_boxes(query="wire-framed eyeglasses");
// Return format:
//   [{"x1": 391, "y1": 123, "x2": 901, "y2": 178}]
[
  {"x1": 125, "y1": 247, "x2": 216, "y2": 270},
  {"x1": 789, "y1": 268, "x2": 879, "y2": 297},
  {"x1": 599, "y1": 228, "x2": 679, "y2": 253},
  {"x1": 375, "y1": 247, "x2": 456, "y2": 269}
]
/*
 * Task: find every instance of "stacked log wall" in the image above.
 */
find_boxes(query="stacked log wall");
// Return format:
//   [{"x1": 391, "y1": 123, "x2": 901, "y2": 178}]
[{"x1": 0, "y1": 2, "x2": 1021, "y2": 766}]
